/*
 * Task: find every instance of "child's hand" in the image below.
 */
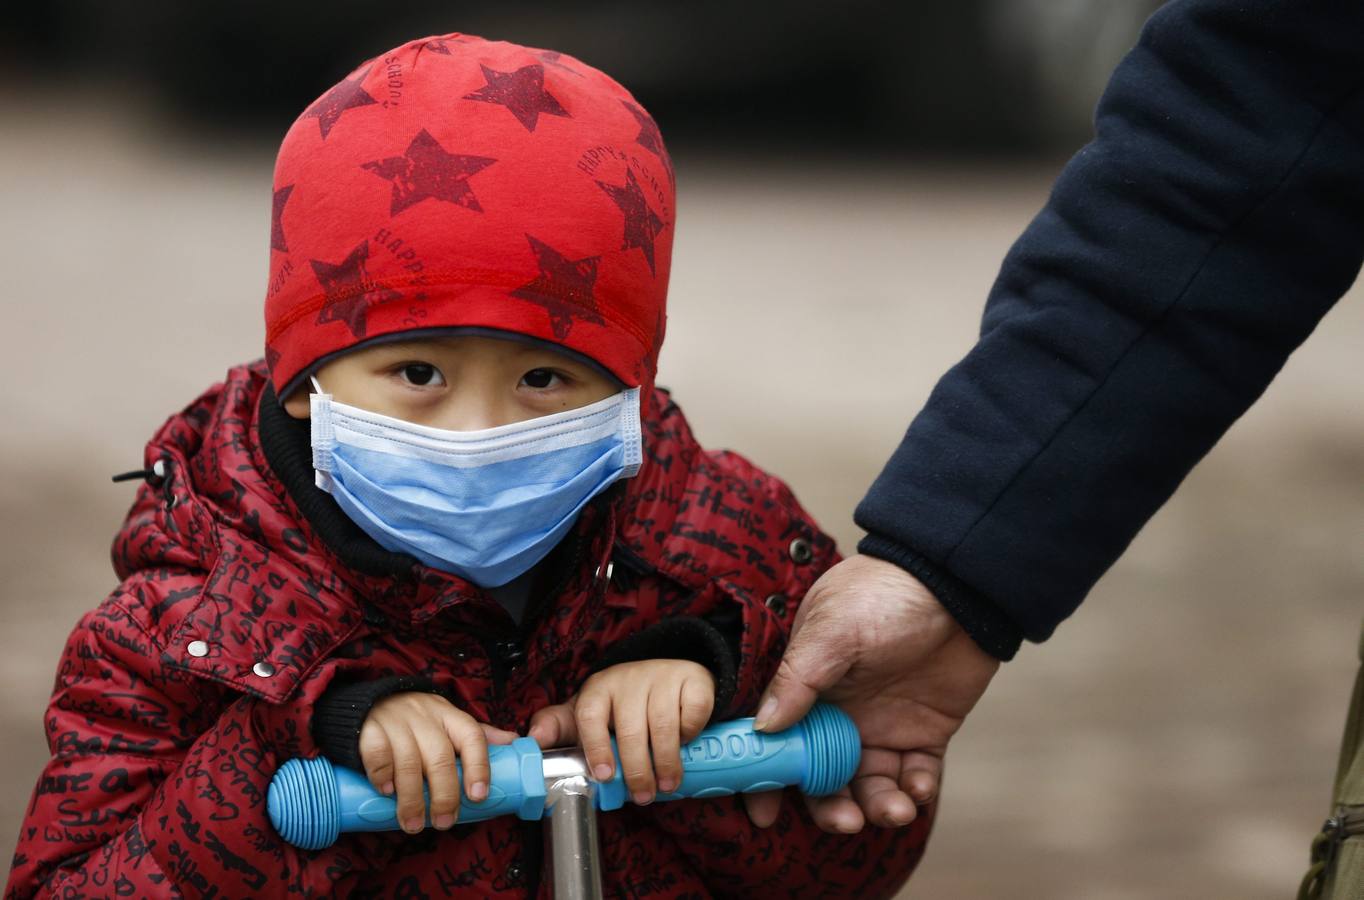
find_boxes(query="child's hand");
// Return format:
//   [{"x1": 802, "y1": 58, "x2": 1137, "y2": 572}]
[
  {"x1": 527, "y1": 659, "x2": 714, "y2": 806},
  {"x1": 359, "y1": 692, "x2": 518, "y2": 834}
]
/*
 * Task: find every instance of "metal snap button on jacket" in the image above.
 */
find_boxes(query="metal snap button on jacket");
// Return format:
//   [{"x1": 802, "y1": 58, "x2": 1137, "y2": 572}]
[
  {"x1": 186, "y1": 640, "x2": 209, "y2": 658},
  {"x1": 788, "y1": 537, "x2": 813, "y2": 564},
  {"x1": 764, "y1": 594, "x2": 787, "y2": 616},
  {"x1": 252, "y1": 661, "x2": 276, "y2": 678}
]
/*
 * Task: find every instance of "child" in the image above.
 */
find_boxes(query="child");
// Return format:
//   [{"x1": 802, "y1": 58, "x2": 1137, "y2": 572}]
[{"x1": 6, "y1": 34, "x2": 932, "y2": 898}]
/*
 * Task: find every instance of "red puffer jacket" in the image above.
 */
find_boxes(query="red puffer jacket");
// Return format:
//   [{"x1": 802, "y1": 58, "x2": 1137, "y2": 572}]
[{"x1": 5, "y1": 362, "x2": 931, "y2": 898}]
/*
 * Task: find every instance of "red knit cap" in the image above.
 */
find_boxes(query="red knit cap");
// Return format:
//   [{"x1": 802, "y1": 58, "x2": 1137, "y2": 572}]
[{"x1": 264, "y1": 34, "x2": 674, "y2": 398}]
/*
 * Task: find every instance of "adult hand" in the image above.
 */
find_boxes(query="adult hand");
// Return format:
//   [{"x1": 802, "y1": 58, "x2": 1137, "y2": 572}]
[{"x1": 745, "y1": 554, "x2": 999, "y2": 833}]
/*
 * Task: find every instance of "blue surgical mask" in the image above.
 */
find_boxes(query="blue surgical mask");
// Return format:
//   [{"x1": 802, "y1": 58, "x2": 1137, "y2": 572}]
[{"x1": 308, "y1": 378, "x2": 641, "y2": 588}]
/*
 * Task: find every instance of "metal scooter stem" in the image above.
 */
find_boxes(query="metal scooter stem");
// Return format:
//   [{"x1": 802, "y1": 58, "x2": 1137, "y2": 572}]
[{"x1": 542, "y1": 748, "x2": 603, "y2": 899}]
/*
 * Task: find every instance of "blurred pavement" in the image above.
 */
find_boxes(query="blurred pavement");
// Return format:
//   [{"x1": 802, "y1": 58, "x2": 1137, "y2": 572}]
[{"x1": 2, "y1": 90, "x2": 1363, "y2": 897}]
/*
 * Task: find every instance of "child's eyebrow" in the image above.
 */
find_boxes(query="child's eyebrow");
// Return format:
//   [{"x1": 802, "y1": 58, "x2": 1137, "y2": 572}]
[
  {"x1": 523, "y1": 353, "x2": 590, "y2": 371},
  {"x1": 510, "y1": 345, "x2": 576, "y2": 363},
  {"x1": 369, "y1": 341, "x2": 449, "y2": 357}
]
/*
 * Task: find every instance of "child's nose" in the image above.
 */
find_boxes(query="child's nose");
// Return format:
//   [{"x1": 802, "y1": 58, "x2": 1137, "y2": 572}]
[
  {"x1": 439, "y1": 392, "x2": 508, "y2": 432},
  {"x1": 443, "y1": 410, "x2": 499, "y2": 432}
]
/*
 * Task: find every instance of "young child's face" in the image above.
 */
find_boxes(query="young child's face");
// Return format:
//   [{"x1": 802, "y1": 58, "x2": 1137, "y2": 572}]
[{"x1": 283, "y1": 334, "x2": 620, "y2": 430}]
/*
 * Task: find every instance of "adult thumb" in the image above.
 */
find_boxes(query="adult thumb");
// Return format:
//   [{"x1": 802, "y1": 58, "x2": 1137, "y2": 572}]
[{"x1": 753, "y1": 619, "x2": 853, "y2": 733}]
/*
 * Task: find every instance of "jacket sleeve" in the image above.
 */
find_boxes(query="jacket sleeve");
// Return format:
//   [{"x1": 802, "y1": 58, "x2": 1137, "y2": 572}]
[
  {"x1": 855, "y1": 0, "x2": 1364, "y2": 659},
  {"x1": 4, "y1": 579, "x2": 355, "y2": 899},
  {"x1": 589, "y1": 616, "x2": 739, "y2": 717},
  {"x1": 311, "y1": 675, "x2": 439, "y2": 770}
]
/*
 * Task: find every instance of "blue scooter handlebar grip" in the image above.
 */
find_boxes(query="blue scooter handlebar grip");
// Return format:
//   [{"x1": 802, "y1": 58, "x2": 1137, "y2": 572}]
[
  {"x1": 269, "y1": 736, "x2": 547, "y2": 850},
  {"x1": 269, "y1": 702, "x2": 859, "y2": 850},
  {"x1": 645, "y1": 702, "x2": 861, "y2": 804}
]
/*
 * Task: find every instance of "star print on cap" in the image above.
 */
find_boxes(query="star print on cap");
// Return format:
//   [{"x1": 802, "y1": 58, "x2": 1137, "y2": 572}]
[
  {"x1": 597, "y1": 169, "x2": 665, "y2": 274},
  {"x1": 264, "y1": 33, "x2": 675, "y2": 399},
  {"x1": 270, "y1": 185, "x2": 293, "y2": 252},
  {"x1": 512, "y1": 235, "x2": 606, "y2": 340},
  {"x1": 310, "y1": 240, "x2": 404, "y2": 339},
  {"x1": 361, "y1": 129, "x2": 496, "y2": 215},
  {"x1": 303, "y1": 67, "x2": 378, "y2": 139},
  {"x1": 463, "y1": 63, "x2": 570, "y2": 132}
]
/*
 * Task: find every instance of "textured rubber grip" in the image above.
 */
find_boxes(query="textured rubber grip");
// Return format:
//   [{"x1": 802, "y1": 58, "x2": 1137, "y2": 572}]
[
  {"x1": 796, "y1": 701, "x2": 862, "y2": 795},
  {"x1": 639, "y1": 702, "x2": 860, "y2": 805},
  {"x1": 269, "y1": 703, "x2": 860, "y2": 849},
  {"x1": 268, "y1": 736, "x2": 546, "y2": 850}
]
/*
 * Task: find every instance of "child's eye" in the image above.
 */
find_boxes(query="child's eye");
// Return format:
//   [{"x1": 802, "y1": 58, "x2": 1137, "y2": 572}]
[
  {"x1": 398, "y1": 363, "x2": 445, "y2": 387},
  {"x1": 520, "y1": 368, "x2": 562, "y2": 390}
]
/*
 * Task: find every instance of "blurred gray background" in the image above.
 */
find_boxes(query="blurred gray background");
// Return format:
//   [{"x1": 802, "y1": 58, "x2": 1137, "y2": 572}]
[{"x1": 3, "y1": 2, "x2": 1362, "y2": 897}]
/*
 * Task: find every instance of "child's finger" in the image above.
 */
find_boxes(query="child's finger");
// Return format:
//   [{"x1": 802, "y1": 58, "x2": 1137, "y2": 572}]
[
  {"x1": 677, "y1": 674, "x2": 714, "y2": 743},
  {"x1": 528, "y1": 704, "x2": 577, "y2": 749},
  {"x1": 358, "y1": 719, "x2": 396, "y2": 795},
  {"x1": 444, "y1": 713, "x2": 491, "y2": 805},
  {"x1": 573, "y1": 689, "x2": 617, "y2": 783},
  {"x1": 646, "y1": 688, "x2": 682, "y2": 795},
  {"x1": 411, "y1": 717, "x2": 460, "y2": 829},
  {"x1": 613, "y1": 694, "x2": 655, "y2": 804},
  {"x1": 384, "y1": 723, "x2": 428, "y2": 834}
]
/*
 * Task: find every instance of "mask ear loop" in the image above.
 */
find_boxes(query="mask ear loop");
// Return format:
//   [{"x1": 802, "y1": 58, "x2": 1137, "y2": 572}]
[{"x1": 309, "y1": 375, "x2": 335, "y2": 483}]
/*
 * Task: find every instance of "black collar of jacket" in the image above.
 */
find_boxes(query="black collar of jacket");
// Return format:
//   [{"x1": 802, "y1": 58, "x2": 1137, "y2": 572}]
[{"x1": 257, "y1": 381, "x2": 418, "y2": 580}]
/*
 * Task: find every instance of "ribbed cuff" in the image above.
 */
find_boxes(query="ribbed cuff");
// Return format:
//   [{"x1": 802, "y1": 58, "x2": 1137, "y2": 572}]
[
  {"x1": 592, "y1": 616, "x2": 738, "y2": 718},
  {"x1": 858, "y1": 534, "x2": 1023, "y2": 661},
  {"x1": 311, "y1": 675, "x2": 439, "y2": 769}
]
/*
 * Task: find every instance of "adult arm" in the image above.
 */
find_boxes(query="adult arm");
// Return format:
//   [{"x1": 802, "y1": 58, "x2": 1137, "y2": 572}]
[
  {"x1": 755, "y1": 0, "x2": 1364, "y2": 833},
  {"x1": 859, "y1": 0, "x2": 1364, "y2": 659}
]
